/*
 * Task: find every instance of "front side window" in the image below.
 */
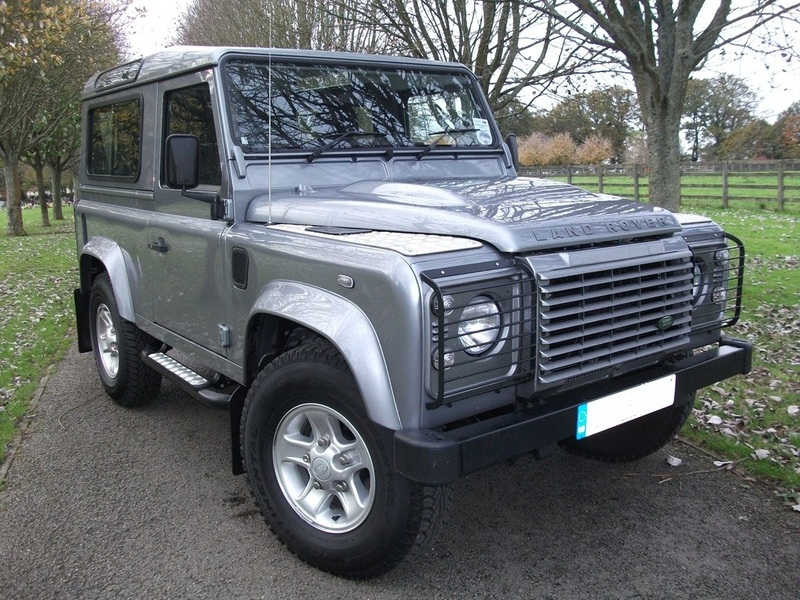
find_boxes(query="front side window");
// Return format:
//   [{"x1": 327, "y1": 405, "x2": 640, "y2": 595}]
[
  {"x1": 224, "y1": 60, "x2": 495, "y2": 154},
  {"x1": 163, "y1": 84, "x2": 221, "y2": 186},
  {"x1": 88, "y1": 99, "x2": 141, "y2": 178}
]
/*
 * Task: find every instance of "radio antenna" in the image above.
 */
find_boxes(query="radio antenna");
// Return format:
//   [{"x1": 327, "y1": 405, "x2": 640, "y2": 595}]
[{"x1": 267, "y1": 3, "x2": 273, "y2": 224}]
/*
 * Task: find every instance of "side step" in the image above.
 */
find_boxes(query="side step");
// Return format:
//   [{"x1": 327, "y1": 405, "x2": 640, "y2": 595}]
[{"x1": 142, "y1": 351, "x2": 233, "y2": 409}]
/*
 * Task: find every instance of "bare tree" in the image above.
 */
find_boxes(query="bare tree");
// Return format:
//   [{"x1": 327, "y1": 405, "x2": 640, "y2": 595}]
[
  {"x1": 349, "y1": 1, "x2": 609, "y2": 117},
  {"x1": 45, "y1": 110, "x2": 83, "y2": 220},
  {"x1": 175, "y1": 0, "x2": 385, "y2": 53},
  {"x1": 175, "y1": 1, "x2": 611, "y2": 131},
  {"x1": 527, "y1": 0, "x2": 800, "y2": 212}
]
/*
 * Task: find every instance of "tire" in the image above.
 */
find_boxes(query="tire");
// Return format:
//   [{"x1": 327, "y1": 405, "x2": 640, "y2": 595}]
[
  {"x1": 89, "y1": 273, "x2": 161, "y2": 407},
  {"x1": 240, "y1": 340, "x2": 448, "y2": 579},
  {"x1": 560, "y1": 391, "x2": 696, "y2": 462}
]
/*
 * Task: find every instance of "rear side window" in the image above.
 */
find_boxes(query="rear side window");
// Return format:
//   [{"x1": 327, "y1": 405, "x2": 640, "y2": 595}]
[{"x1": 88, "y1": 99, "x2": 141, "y2": 178}]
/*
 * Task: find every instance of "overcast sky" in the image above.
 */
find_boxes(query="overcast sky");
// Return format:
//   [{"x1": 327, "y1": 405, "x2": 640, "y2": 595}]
[{"x1": 122, "y1": 0, "x2": 797, "y2": 123}]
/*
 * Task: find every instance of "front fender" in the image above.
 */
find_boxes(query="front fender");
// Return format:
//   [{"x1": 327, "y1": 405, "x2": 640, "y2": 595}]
[
  {"x1": 79, "y1": 237, "x2": 136, "y2": 322},
  {"x1": 250, "y1": 281, "x2": 401, "y2": 430}
]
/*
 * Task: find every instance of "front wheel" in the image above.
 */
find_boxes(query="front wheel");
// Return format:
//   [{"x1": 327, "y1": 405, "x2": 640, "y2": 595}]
[{"x1": 240, "y1": 340, "x2": 448, "y2": 579}]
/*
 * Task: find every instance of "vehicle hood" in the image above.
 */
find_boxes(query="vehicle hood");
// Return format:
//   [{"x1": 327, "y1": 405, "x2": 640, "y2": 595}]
[{"x1": 246, "y1": 176, "x2": 680, "y2": 253}]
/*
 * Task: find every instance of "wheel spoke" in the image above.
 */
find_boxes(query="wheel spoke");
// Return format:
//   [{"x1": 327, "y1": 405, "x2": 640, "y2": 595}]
[
  {"x1": 295, "y1": 480, "x2": 328, "y2": 510},
  {"x1": 98, "y1": 309, "x2": 114, "y2": 333},
  {"x1": 304, "y1": 409, "x2": 340, "y2": 445},
  {"x1": 274, "y1": 431, "x2": 314, "y2": 466},
  {"x1": 338, "y1": 469, "x2": 371, "y2": 518}
]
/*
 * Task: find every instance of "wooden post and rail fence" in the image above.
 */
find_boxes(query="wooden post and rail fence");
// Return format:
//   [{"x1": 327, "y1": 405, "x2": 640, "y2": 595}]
[{"x1": 518, "y1": 159, "x2": 800, "y2": 210}]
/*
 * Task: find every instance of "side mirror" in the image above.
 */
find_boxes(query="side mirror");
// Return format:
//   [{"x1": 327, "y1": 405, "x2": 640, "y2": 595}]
[
  {"x1": 165, "y1": 134, "x2": 200, "y2": 189},
  {"x1": 504, "y1": 133, "x2": 520, "y2": 172}
]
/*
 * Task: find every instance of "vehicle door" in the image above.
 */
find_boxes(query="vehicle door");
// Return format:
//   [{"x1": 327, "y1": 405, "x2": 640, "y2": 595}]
[{"x1": 143, "y1": 73, "x2": 228, "y2": 353}]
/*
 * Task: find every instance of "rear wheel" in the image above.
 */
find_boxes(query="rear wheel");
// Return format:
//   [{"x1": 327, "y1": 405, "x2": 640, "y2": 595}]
[
  {"x1": 240, "y1": 340, "x2": 448, "y2": 579},
  {"x1": 560, "y1": 392, "x2": 696, "y2": 462},
  {"x1": 89, "y1": 273, "x2": 161, "y2": 407}
]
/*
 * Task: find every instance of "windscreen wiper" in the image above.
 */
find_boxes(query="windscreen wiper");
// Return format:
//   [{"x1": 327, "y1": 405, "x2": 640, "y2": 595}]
[
  {"x1": 415, "y1": 127, "x2": 479, "y2": 159},
  {"x1": 307, "y1": 131, "x2": 388, "y2": 163}
]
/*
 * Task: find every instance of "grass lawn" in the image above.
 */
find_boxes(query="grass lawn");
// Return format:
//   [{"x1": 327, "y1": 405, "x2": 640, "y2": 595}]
[
  {"x1": 0, "y1": 199, "x2": 797, "y2": 505},
  {"x1": 679, "y1": 202, "x2": 800, "y2": 503},
  {"x1": 550, "y1": 171, "x2": 800, "y2": 209},
  {"x1": 0, "y1": 207, "x2": 77, "y2": 465}
]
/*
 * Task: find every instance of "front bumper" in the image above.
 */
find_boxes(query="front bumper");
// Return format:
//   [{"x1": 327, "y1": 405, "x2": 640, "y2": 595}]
[{"x1": 394, "y1": 337, "x2": 752, "y2": 484}]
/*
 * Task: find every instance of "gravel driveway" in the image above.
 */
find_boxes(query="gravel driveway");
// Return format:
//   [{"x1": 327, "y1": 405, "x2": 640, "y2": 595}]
[{"x1": 1, "y1": 344, "x2": 798, "y2": 599}]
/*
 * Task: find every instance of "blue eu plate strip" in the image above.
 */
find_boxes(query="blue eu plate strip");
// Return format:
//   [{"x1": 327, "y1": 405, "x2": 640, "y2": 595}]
[{"x1": 576, "y1": 403, "x2": 588, "y2": 440}]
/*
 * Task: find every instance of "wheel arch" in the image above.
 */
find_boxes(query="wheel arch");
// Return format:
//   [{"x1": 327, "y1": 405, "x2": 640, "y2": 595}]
[
  {"x1": 78, "y1": 237, "x2": 136, "y2": 322},
  {"x1": 245, "y1": 281, "x2": 402, "y2": 430}
]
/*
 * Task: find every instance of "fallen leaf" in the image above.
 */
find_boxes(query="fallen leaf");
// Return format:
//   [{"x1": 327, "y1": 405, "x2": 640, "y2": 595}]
[
  {"x1": 788, "y1": 405, "x2": 799, "y2": 417},
  {"x1": 708, "y1": 415, "x2": 723, "y2": 426},
  {"x1": 753, "y1": 448, "x2": 770, "y2": 460},
  {"x1": 666, "y1": 455, "x2": 683, "y2": 467}
]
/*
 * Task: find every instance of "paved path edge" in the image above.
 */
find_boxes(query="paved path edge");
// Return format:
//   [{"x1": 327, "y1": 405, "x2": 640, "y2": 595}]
[{"x1": 0, "y1": 364, "x2": 55, "y2": 487}]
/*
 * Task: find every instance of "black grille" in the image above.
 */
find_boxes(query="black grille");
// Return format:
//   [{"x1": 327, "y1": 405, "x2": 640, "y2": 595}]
[{"x1": 530, "y1": 248, "x2": 693, "y2": 385}]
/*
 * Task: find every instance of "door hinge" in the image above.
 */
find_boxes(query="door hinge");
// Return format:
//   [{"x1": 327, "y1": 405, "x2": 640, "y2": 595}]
[{"x1": 222, "y1": 198, "x2": 233, "y2": 221}]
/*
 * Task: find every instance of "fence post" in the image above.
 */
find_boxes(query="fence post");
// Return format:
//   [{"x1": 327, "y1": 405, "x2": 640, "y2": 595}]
[
  {"x1": 777, "y1": 160, "x2": 785, "y2": 211},
  {"x1": 598, "y1": 164, "x2": 604, "y2": 193},
  {"x1": 722, "y1": 162, "x2": 729, "y2": 208},
  {"x1": 633, "y1": 164, "x2": 640, "y2": 202}
]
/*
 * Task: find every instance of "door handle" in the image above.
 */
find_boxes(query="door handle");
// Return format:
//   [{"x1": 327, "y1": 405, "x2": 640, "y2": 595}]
[{"x1": 147, "y1": 237, "x2": 170, "y2": 253}]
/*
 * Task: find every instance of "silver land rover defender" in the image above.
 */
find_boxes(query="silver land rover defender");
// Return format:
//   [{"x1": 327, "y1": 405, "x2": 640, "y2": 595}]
[{"x1": 73, "y1": 47, "x2": 752, "y2": 578}]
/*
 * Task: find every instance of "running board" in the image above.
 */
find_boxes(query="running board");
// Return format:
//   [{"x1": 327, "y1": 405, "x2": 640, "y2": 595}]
[{"x1": 142, "y1": 351, "x2": 232, "y2": 409}]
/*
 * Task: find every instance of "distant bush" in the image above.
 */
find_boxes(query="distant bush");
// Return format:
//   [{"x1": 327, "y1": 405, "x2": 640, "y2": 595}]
[
  {"x1": 518, "y1": 132, "x2": 613, "y2": 165},
  {"x1": 574, "y1": 135, "x2": 613, "y2": 164},
  {"x1": 518, "y1": 133, "x2": 552, "y2": 166}
]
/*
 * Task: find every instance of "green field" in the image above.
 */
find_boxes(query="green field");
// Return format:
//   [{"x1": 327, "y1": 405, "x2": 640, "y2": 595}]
[
  {"x1": 1, "y1": 201, "x2": 797, "y2": 501},
  {"x1": 540, "y1": 171, "x2": 800, "y2": 210},
  {"x1": 679, "y1": 204, "x2": 799, "y2": 499},
  {"x1": 0, "y1": 207, "x2": 77, "y2": 465}
]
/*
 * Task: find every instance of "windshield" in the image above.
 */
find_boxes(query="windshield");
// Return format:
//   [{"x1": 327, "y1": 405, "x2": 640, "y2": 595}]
[{"x1": 224, "y1": 59, "x2": 496, "y2": 155}]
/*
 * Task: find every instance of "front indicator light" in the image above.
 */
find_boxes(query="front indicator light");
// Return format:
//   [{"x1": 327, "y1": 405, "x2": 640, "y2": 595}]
[{"x1": 432, "y1": 347, "x2": 455, "y2": 371}]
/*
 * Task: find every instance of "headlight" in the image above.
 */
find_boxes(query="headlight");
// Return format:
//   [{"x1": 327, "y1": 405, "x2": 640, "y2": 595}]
[{"x1": 457, "y1": 296, "x2": 501, "y2": 355}]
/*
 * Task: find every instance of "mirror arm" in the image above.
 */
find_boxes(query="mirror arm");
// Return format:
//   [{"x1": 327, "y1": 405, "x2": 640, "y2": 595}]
[{"x1": 181, "y1": 187, "x2": 224, "y2": 220}]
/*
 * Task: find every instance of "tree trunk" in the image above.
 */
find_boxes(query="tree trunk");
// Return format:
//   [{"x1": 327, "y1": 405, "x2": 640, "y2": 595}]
[
  {"x1": 3, "y1": 157, "x2": 27, "y2": 236},
  {"x1": 72, "y1": 172, "x2": 80, "y2": 203},
  {"x1": 35, "y1": 163, "x2": 51, "y2": 227},
  {"x1": 52, "y1": 165, "x2": 64, "y2": 220},
  {"x1": 633, "y1": 70, "x2": 686, "y2": 214},
  {"x1": 643, "y1": 111, "x2": 683, "y2": 213}
]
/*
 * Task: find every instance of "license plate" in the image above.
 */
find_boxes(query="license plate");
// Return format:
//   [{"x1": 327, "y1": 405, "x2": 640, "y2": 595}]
[{"x1": 576, "y1": 374, "x2": 676, "y2": 439}]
